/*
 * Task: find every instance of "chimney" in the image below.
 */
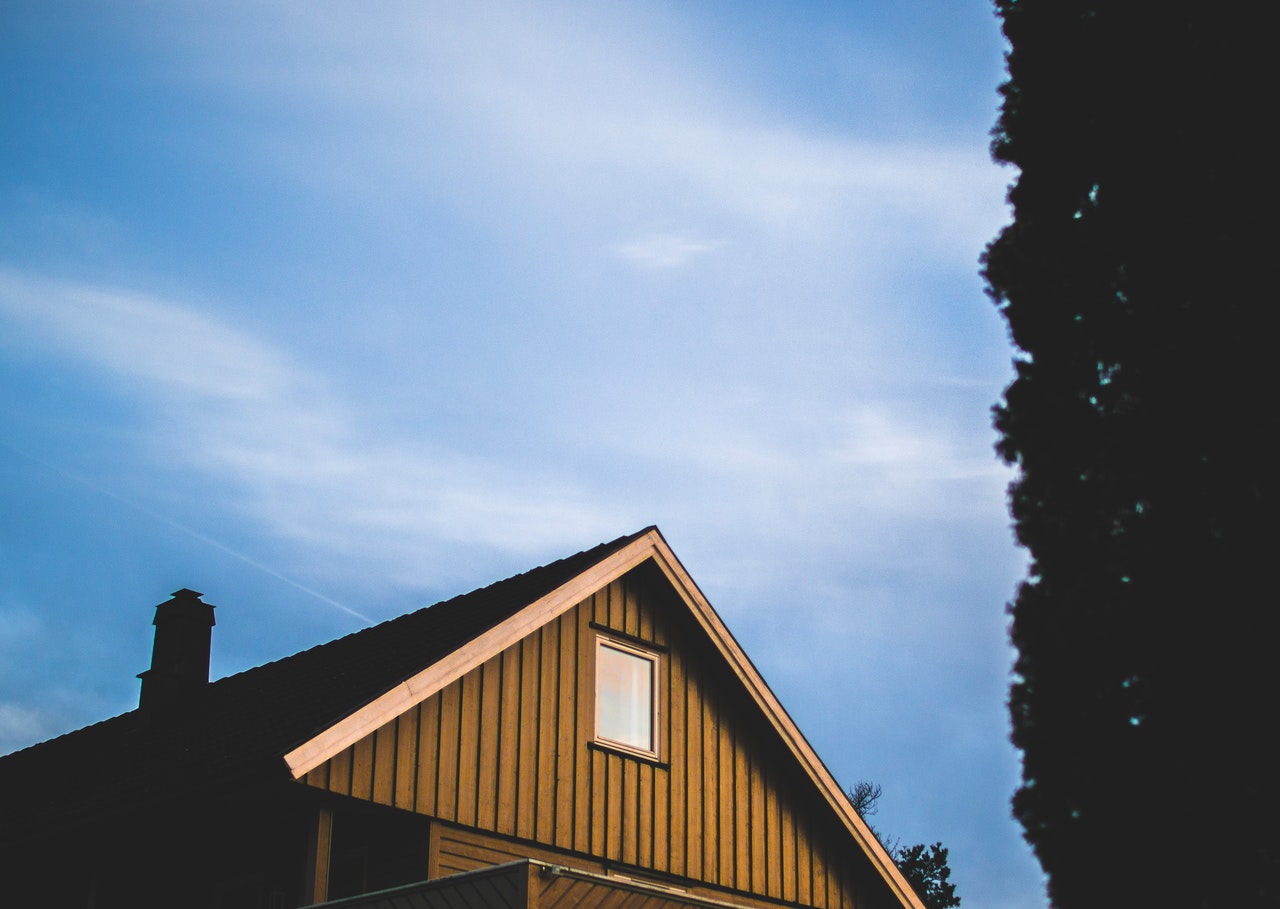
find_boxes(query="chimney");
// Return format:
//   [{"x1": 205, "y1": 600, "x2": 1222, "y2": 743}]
[{"x1": 137, "y1": 588, "x2": 216, "y2": 712}]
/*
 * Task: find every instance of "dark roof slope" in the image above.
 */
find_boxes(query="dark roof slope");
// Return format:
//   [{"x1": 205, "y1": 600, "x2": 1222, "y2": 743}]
[{"x1": 0, "y1": 529, "x2": 652, "y2": 841}]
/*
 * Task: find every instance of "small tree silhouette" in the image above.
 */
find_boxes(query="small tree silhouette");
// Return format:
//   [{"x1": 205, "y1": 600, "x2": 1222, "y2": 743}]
[{"x1": 847, "y1": 782, "x2": 960, "y2": 909}]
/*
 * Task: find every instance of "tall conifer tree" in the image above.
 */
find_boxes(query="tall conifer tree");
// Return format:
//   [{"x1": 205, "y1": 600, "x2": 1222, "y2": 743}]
[{"x1": 984, "y1": 3, "x2": 1273, "y2": 906}]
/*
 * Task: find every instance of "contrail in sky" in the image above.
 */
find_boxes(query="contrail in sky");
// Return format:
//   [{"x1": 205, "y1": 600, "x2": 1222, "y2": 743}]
[{"x1": 0, "y1": 440, "x2": 374, "y2": 625}]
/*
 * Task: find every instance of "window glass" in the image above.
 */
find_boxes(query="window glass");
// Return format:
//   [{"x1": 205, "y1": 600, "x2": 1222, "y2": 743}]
[{"x1": 596, "y1": 640, "x2": 655, "y2": 753}]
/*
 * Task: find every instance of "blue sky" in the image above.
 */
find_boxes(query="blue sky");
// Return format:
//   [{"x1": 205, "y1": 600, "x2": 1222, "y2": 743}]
[{"x1": 1, "y1": 3, "x2": 1042, "y2": 906}]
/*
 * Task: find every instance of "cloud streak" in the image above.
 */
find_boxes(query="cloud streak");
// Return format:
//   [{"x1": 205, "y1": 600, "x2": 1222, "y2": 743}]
[
  {"x1": 170, "y1": 2, "x2": 1005, "y2": 269},
  {"x1": 1, "y1": 262, "x2": 1005, "y2": 599},
  {"x1": 615, "y1": 233, "x2": 723, "y2": 268},
  {"x1": 0, "y1": 269, "x2": 616, "y2": 585}
]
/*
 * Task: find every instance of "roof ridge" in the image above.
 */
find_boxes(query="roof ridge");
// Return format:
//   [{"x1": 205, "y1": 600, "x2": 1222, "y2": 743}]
[{"x1": 211, "y1": 527, "x2": 653, "y2": 689}]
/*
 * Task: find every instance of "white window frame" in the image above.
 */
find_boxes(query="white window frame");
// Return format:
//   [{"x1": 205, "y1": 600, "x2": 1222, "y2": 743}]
[{"x1": 594, "y1": 634, "x2": 661, "y2": 760}]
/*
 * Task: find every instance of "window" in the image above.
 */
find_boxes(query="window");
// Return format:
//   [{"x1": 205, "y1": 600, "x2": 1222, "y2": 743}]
[{"x1": 595, "y1": 636, "x2": 659, "y2": 758}]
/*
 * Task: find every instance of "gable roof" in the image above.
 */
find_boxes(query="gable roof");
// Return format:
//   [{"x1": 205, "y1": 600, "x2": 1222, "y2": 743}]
[
  {"x1": 0, "y1": 526, "x2": 923, "y2": 909},
  {"x1": 0, "y1": 529, "x2": 650, "y2": 834}
]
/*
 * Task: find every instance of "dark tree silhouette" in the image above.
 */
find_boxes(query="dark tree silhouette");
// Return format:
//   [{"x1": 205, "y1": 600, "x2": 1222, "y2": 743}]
[
  {"x1": 847, "y1": 780, "x2": 883, "y2": 820},
  {"x1": 848, "y1": 782, "x2": 960, "y2": 909},
  {"x1": 983, "y1": 3, "x2": 1274, "y2": 907},
  {"x1": 895, "y1": 843, "x2": 960, "y2": 909}
]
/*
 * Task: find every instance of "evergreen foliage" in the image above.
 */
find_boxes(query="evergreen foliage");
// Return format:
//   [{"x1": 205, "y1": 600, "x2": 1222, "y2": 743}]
[
  {"x1": 848, "y1": 782, "x2": 960, "y2": 909},
  {"x1": 984, "y1": 2, "x2": 1273, "y2": 906},
  {"x1": 896, "y1": 843, "x2": 960, "y2": 909}
]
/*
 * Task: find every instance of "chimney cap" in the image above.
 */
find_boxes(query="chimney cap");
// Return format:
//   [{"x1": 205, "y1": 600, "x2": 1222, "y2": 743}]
[{"x1": 151, "y1": 589, "x2": 215, "y2": 625}]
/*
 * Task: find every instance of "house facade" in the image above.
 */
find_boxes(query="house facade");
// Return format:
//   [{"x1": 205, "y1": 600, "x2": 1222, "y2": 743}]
[{"x1": 0, "y1": 528, "x2": 924, "y2": 909}]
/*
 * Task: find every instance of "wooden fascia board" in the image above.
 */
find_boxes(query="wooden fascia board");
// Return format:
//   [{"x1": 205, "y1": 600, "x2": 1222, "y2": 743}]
[
  {"x1": 643, "y1": 531, "x2": 927, "y2": 909},
  {"x1": 282, "y1": 533, "x2": 663, "y2": 778}
]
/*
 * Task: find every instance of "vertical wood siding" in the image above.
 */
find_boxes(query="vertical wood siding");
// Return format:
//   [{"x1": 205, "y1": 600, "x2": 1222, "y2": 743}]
[{"x1": 304, "y1": 564, "x2": 887, "y2": 909}]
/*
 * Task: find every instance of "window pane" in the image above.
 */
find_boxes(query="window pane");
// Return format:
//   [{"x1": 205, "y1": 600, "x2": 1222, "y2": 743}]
[{"x1": 597, "y1": 643, "x2": 653, "y2": 752}]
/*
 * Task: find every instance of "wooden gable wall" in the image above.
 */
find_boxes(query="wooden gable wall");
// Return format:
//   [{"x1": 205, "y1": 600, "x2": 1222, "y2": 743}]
[{"x1": 301, "y1": 561, "x2": 896, "y2": 909}]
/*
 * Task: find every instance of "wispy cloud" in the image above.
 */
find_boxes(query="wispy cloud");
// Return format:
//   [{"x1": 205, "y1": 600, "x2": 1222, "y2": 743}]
[
  {"x1": 0, "y1": 269, "x2": 616, "y2": 586},
  {"x1": 615, "y1": 233, "x2": 722, "y2": 268},
  {"x1": 172, "y1": 2, "x2": 1005, "y2": 267},
  {"x1": 0, "y1": 270, "x2": 305, "y2": 402},
  {"x1": 1, "y1": 262, "x2": 1006, "y2": 603}
]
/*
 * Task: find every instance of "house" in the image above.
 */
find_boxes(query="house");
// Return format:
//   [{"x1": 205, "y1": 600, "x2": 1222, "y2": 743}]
[{"x1": 0, "y1": 527, "x2": 925, "y2": 909}]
